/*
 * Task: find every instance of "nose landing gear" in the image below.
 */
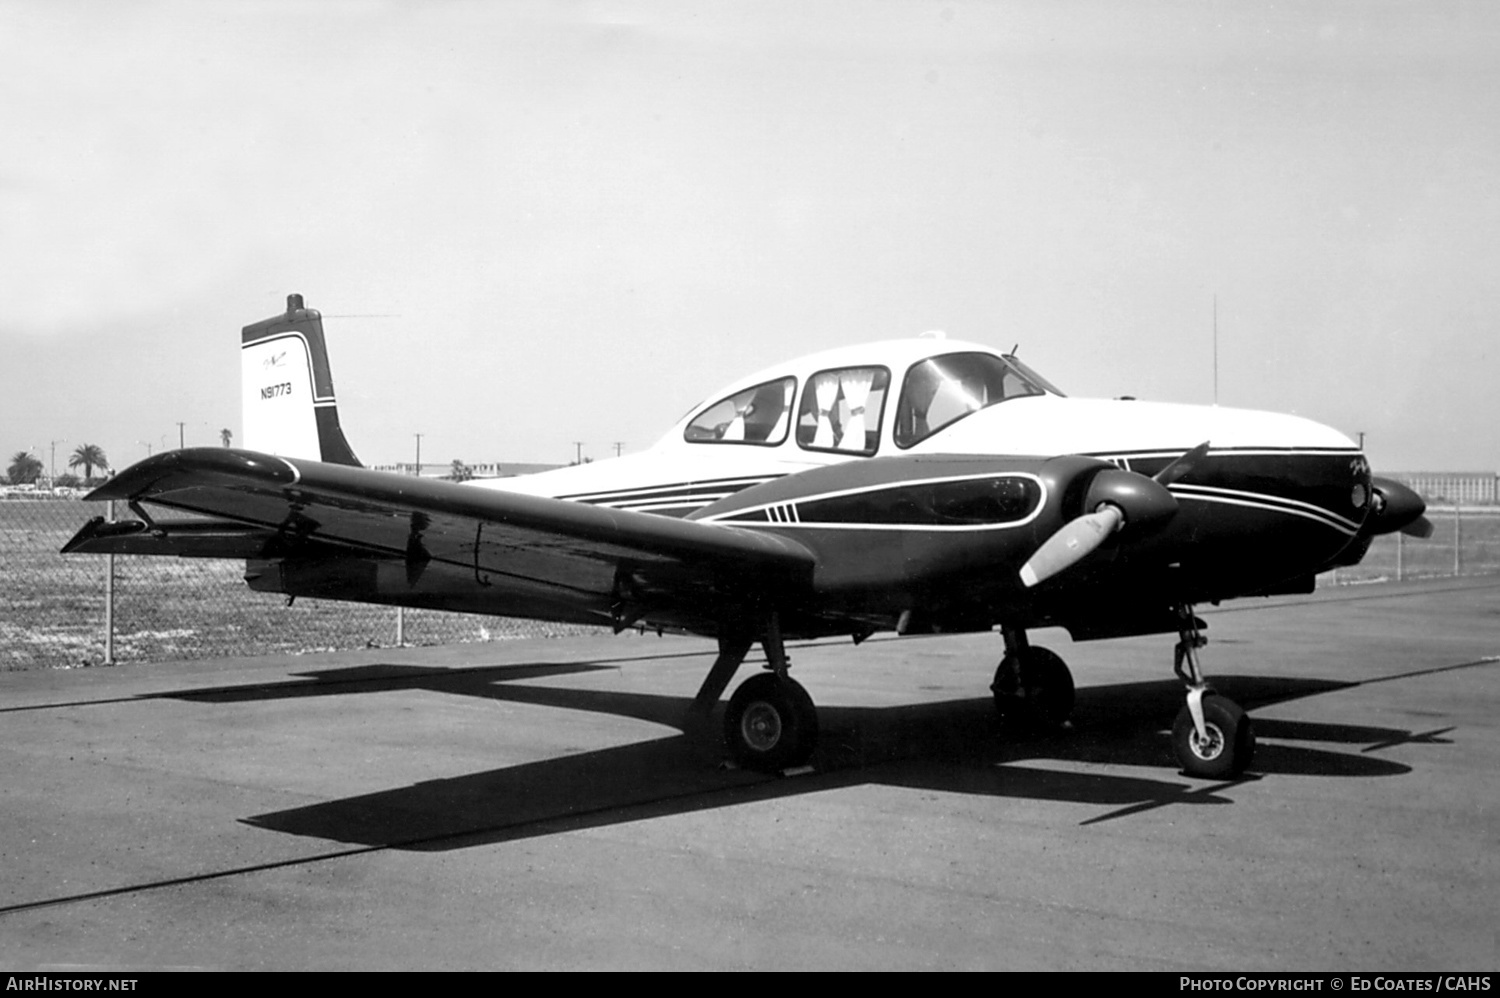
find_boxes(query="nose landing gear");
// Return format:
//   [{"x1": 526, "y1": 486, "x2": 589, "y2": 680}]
[{"x1": 1170, "y1": 607, "x2": 1255, "y2": 778}]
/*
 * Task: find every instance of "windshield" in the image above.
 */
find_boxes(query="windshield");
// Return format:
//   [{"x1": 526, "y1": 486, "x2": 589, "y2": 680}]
[{"x1": 894, "y1": 352, "x2": 1054, "y2": 448}]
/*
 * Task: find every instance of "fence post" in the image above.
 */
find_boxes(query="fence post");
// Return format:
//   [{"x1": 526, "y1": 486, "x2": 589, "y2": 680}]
[
  {"x1": 1453, "y1": 504, "x2": 1462, "y2": 576},
  {"x1": 1395, "y1": 529, "x2": 1404, "y2": 582},
  {"x1": 395, "y1": 606, "x2": 405, "y2": 647},
  {"x1": 104, "y1": 500, "x2": 116, "y2": 665}
]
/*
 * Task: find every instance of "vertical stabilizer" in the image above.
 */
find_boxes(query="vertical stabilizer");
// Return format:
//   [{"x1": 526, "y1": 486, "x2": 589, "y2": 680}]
[{"x1": 241, "y1": 294, "x2": 362, "y2": 466}]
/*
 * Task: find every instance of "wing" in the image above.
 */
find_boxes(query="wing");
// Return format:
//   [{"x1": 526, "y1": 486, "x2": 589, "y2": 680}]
[{"x1": 65, "y1": 448, "x2": 816, "y2": 635}]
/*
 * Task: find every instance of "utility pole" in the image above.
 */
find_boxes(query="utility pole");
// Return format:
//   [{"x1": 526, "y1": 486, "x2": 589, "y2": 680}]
[
  {"x1": 414, "y1": 433, "x2": 423, "y2": 477},
  {"x1": 613, "y1": 441, "x2": 625, "y2": 457},
  {"x1": 49, "y1": 440, "x2": 65, "y2": 481},
  {"x1": 573, "y1": 441, "x2": 585, "y2": 465},
  {"x1": 176, "y1": 422, "x2": 185, "y2": 449}
]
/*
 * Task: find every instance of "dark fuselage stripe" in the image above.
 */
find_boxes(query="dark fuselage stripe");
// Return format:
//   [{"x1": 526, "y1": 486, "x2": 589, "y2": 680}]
[
  {"x1": 1171, "y1": 486, "x2": 1361, "y2": 535},
  {"x1": 588, "y1": 491, "x2": 740, "y2": 507},
  {"x1": 558, "y1": 476, "x2": 781, "y2": 504}
]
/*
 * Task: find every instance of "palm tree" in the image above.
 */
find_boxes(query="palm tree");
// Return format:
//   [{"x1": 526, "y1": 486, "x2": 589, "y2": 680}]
[
  {"x1": 6, "y1": 451, "x2": 42, "y2": 485},
  {"x1": 220, "y1": 428, "x2": 232, "y2": 447},
  {"x1": 67, "y1": 443, "x2": 108, "y2": 481}
]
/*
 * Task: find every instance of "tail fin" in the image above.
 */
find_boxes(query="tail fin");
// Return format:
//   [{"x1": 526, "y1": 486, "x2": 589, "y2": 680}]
[{"x1": 240, "y1": 293, "x2": 361, "y2": 466}]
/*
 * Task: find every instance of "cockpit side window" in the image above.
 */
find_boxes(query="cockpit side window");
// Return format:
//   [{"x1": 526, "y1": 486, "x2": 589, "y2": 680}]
[
  {"x1": 894, "y1": 352, "x2": 1048, "y2": 448},
  {"x1": 684, "y1": 377, "x2": 796, "y2": 446},
  {"x1": 796, "y1": 366, "x2": 890, "y2": 456}
]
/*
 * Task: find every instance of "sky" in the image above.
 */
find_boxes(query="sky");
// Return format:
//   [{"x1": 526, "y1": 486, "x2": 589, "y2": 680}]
[{"x1": 3, "y1": 0, "x2": 1497, "y2": 474}]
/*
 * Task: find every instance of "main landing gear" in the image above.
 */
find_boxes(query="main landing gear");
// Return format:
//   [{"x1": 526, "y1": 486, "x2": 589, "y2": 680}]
[
  {"x1": 991, "y1": 627, "x2": 1075, "y2": 729},
  {"x1": 1169, "y1": 607, "x2": 1255, "y2": 779},
  {"x1": 690, "y1": 614, "x2": 819, "y2": 773}
]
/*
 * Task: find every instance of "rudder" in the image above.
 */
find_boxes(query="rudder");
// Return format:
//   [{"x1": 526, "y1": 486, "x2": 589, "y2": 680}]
[{"x1": 241, "y1": 293, "x2": 361, "y2": 466}]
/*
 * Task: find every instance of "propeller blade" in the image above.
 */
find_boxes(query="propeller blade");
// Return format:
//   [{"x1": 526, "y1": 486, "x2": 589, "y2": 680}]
[
  {"x1": 1367, "y1": 477, "x2": 1429, "y2": 537},
  {"x1": 1402, "y1": 515, "x2": 1434, "y2": 539},
  {"x1": 1154, "y1": 440, "x2": 1211, "y2": 487},
  {"x1": 1020, "y1": 505, "x2": 1123, "y2": 588}
]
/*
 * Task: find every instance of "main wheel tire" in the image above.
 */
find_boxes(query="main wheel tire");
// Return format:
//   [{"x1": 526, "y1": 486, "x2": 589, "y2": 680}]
[
  {"x1": 992, "y1": 646, "x2": 1075, "y2": 728},
  {"x1": 724, "y1": 673, "x2": 818, "y2": 772},
  {"x1": 1172, "y1": 694, "x2": 1256, "y2": 778}
]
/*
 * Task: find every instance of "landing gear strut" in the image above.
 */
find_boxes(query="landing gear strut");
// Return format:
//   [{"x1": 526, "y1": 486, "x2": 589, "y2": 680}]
[
  {"x1": 1169, "y1": 607, "x2": 1254, "y2": 778},
  {"x1": 992, "y1": 627, "x2": 1075, "y2": 728},
  {"x1": 690, "y1": 613, "x2": 819, "y2": 773}
]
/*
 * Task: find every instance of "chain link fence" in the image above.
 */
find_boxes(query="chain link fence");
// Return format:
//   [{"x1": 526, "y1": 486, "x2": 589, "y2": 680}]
[
  {"x1": 1322, "y1": 505, "x2": 1500, "y2": 585},
  {"x1": 3, "y1": 495, "x2": 1497, "y2": 670}
]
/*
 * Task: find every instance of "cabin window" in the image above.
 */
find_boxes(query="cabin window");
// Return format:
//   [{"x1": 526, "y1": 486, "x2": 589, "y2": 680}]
[
  {"x1": 796, "y1": 366, "x2": 890, "y2": 456},
  {"x1": 684, "y1": 377, "x2": 796, "y2": 445},
  {"x1": 894, "y1": 352, "x2": 1048, "y2": 448}
]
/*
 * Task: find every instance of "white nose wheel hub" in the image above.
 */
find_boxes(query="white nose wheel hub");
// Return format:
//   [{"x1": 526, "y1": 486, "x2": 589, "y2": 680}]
[{"x1": 1185, "y1": 722, "x2": 1225, "y2": 765}]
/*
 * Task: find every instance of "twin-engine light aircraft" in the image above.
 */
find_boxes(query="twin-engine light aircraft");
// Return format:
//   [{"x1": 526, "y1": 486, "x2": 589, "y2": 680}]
[{"x1": 66, "y1": 295, "x2": 1431, "y2": 778}]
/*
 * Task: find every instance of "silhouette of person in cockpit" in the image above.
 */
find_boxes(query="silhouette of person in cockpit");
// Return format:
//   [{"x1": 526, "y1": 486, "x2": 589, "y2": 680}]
[{"x1": 740, "y1": 381, "x2": 790, "y2": 443}]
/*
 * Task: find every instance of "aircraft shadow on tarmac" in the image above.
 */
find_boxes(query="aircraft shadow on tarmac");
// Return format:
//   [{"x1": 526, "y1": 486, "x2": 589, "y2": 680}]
[{"x1": 149, "y1": 653, "x2": 1449, "y2": 847}]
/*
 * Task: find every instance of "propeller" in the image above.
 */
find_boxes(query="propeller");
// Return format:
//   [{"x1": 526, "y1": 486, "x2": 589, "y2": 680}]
[
  {"x1": 1368, "y1": 477, "x2": 1432, "y2": 538},
  {"x1": 1019, "y1": 442, "x2": 1208, "y2": 589},
  {"x1": 1153, "y1": 440, "x2": 1211, "y2": 488},
  {"x1": 1402, "y1": 516, "x2": 1435, "y2": 539},
  {"x1": 1018, "y1": 504, "x2": 1124, "y2": 588}
]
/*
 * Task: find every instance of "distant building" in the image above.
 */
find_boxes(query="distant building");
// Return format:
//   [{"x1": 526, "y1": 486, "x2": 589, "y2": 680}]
[{"x1": 1385, "y1": 472, "x2": 1498, "y2": 505}]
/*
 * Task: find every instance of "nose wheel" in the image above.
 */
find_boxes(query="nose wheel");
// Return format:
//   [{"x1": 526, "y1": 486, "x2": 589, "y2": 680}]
[
  {"x1": 1170, "y1": 608, "x2": 1255, "y2": 778},
  {"x1": 1172, "y1": 691, "x2": 1253, "y2": 778}
]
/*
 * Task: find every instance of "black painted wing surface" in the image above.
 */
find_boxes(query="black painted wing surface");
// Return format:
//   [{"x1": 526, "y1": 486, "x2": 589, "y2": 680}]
[{"x1": 65, "y1": 448, "x2": 816, "y2": 635}]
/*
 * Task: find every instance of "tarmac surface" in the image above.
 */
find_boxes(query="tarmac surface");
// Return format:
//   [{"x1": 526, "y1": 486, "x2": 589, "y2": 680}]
[{"x1": 1, "y1": 576, "x2": 1497, "y2": 970}]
